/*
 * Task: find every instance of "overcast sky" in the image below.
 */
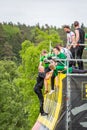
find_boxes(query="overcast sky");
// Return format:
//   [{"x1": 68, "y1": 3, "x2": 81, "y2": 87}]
[{"x1": 0, "y1": 0, "x2": 87, "y2": 27}]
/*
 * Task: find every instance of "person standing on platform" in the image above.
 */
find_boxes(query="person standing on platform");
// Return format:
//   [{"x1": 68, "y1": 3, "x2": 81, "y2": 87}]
[
  {"x1": 63, "y1": 25, "x2": 76, "y2": 66},
  {"x1": 74, "y1": 21, "x2": 85, "y2": 70}
]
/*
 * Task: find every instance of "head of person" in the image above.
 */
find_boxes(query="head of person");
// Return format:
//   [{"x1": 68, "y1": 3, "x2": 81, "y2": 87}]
[
  {"x1": 38, "y1": 66, "x2": 44, "y2": 72},
  {"x1": 56, "y1": 44, "x2": 63, "y2": 50},
  {"x1": 63, "y1": 25, "x2": 70, "y2": 33},
  {"x1": 53, "y1": 46, "x2": 61, "y2": 55},
  {"x1": 41, "y1": 50, "x2": 47, "y2": 56},
  {"x1": 49, "y1": 63, "x2": 55, "y2": 70},
  {"x1": 74, "y1": 21, "x2": 79, "y2": 28}
]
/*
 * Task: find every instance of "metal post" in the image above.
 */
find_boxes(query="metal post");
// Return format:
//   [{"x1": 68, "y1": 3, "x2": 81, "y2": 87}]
[{"x1": 66, "y1": 59, "x2": 71, "y2": 130}]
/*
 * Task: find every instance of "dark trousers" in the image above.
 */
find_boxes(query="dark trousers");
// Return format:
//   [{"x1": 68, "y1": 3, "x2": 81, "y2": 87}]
[
  {"x1": 51, "y1": 72, "x2": 56, "y2": 90},
  {"x1": 70, "y1": 47, "x2": 76, "y2": 67},
  {"x1": 72, "y1": 68, "x2": 87, "y2": 73},
  {"x1": 75, "y1": 46, "x2": 84, "y2": 69},
  {"x1": 34, "y1": 87, "x2": 44, "y2": 114}
]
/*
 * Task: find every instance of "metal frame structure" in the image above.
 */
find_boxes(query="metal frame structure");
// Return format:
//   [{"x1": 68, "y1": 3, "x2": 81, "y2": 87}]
[
  {"x1": 49, "y1": 42, "x2": 87, "y2": 130},
  {"x1": 66, "y1": 58, "x2": 87, "y2": 130}
]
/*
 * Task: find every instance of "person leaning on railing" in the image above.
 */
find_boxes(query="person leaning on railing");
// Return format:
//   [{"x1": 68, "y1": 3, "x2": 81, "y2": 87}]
[
  {"x1": 48, "y1": 46, "x2": 87, "y2": 95},
  {"x1": 49, "y1": 46, "x2": 67, "y2": 94},
  {"x1": 39, "y1": 49, "x2": 54, "y2": 94}
]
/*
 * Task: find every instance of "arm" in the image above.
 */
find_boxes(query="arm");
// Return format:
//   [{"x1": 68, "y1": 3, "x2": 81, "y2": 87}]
[
  {"x1": 71, "y1": 34, "x2": 76, "y2": 48},
  {"x1": 39, "y1": 61, "x2": 42, "y2": 67},
  {"x1": 75, "y1": 29, "x2": 79, "y2": 44},
  {"x1": 71, "y1": 35, "x2": 75, "y2": 43},
  {"x1": 39, "y1": 56, "x2": 44, "y2": 67},
  {"x1": 69, "y1": 33, "x2": 76, "y2": 49}
]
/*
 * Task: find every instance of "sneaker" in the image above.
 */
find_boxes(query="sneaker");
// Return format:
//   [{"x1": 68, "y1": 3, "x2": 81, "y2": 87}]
[
  {"x1": 41, "y1": 112, "x2": 48, "y2": 116},
  {"x1": 49, "y1": 90, "x2": 55, "y2": 95}
]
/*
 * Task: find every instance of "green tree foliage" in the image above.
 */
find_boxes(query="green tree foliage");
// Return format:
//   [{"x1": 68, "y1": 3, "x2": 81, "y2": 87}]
[
  {"x1": 1, "y1": 42, "x2": 14, "y2": 60},
  {"x1": 34, "y1": 27, "x2": 62, "y2": 44},
  {"x1": 2, "y1": 24, "x2": 20, "y2": 37},
  {"x1": 1, "y1": 22, "x2": 87, "y2": 62},
  {"x1": 0, "y1": 61, "x2": 29, "y2": 130},
  {"x1": 57, "y1": 27, "x2": 67, "y2": 45},
  {"x1": 0, "y1": 23, "x2": 6, "y2": 43},
  {"x1": 19, "y1": 41, "x2": 40, "y2": 129},
  {"x1": 2, "y1": 24, "x2": 22, "y2": 62},
  {"x1": 0, "y1": 22, "x2": 64, "y2": 62}
]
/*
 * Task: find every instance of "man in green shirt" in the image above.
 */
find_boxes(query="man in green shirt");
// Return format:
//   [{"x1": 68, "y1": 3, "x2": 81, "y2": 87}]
[
  {"x1": 49, "y1": 46, "x2": 67, "y2": 94},
  {"x1": 39, "y1": 50, "x2": 54, "y2": 72},
  {"x1": 39, "y1": 50, "x2": 51, "y2": 73},
  {"x1": 39, "y1": 50, "x2": 54, "y2": 94}
]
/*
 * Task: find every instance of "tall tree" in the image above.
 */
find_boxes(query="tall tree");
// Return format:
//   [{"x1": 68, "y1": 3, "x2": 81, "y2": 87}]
[{"x1": 0, "y1": 60, "x2": 30, "y2": 130}]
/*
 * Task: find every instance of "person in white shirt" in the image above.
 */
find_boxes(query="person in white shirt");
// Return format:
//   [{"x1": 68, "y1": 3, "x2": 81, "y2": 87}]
[
  {"x1": 63, "y1": 25, "x2": 76, "y2": 66},
  {"x1": 63, "y1": 25, "x2": 75, "y2": 47}
]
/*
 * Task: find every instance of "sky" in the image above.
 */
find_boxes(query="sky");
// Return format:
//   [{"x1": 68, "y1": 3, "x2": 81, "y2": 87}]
[{"x1": 0, "y1": 0, "x2": 87, "y2": 27}]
